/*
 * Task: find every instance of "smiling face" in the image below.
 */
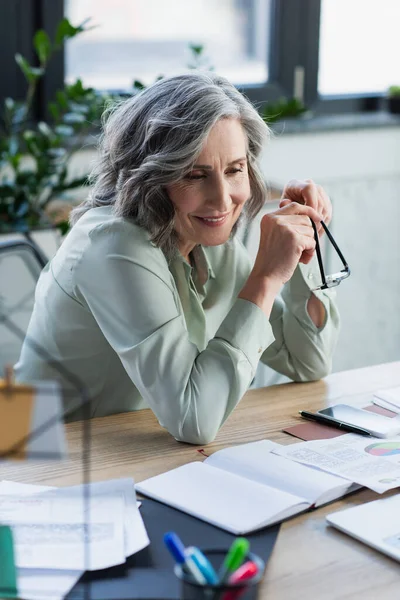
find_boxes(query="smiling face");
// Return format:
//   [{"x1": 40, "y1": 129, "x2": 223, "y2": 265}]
[{"x1": 165, "y1": 118, "x2": 251, "y2": 262}]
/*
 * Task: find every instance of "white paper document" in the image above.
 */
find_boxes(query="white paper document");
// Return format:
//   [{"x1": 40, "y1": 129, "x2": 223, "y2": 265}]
[
  {"x1": 373, "y1": 386, "x2": 400, "y2": 414},
  {"x1": 273, "y1": 434, "x2": 400, "y2": 493},
  {"x1": 0, "y1": 481, "x2": 82, "y2": 600},
  {"x1": 42, "y1": 478, "x2": 148, "y2": 559},
  {"x1": 0, "y1": 478, "x2": 149, "y2": 600},
  {"x1": 0, "y1": 491, "x2": 126, "y2": 570},
  {"x1": 17, "y1": 569, "x2": 82, "y2": 600}
]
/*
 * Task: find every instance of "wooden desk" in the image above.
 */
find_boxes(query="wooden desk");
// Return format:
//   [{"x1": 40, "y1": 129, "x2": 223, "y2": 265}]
[{"x1": 2, "y1": 362, "x2": 400, "y2": 599}]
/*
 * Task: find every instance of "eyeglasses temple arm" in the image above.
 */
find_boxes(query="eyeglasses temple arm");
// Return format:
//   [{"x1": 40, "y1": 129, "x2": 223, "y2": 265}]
[
  {"x1": 320, "y1": 221, "x2": 349, "y2": 269},
  {"x1": 311, "y1": 220, "x2": 327, "y2": 287}
]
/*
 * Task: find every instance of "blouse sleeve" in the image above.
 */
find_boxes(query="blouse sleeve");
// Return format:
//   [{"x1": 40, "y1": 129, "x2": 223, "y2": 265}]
[
  {"x1": 74, "y1": 224, "x2": 274, "y2": 445},
  {"x1": 260, "y1": 257, "x2": 341, "y2": 381}
]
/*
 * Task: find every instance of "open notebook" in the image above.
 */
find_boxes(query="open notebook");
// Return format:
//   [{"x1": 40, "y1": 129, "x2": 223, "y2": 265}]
[{"x1": 136, "y1": 440, "x2": 359, "y2": 534}]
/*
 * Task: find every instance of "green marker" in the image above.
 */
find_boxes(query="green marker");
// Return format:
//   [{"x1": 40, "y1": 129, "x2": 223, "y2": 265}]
[
  {"x1": 0, "y1": 526, "x2": 18, "y2": 598},
  {"x1": 218, "y1": 537, "x2": 250, "y2": 583}
]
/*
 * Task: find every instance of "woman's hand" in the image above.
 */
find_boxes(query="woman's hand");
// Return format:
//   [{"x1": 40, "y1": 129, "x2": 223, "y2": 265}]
[
  {"x1": 239, "y1": 202, "x2": 322, "y2": 317},
  {"x1": 279, "y1": 179, "x2": 332, "y2": 236},
  {"x1": 253, "y1": 202, "x2": 322, "y2": 285}
]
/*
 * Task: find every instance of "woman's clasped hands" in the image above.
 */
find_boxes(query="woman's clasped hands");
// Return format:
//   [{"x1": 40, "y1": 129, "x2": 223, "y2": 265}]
[{"x1": 252, "y1": 179, "x2": 332, "y2": 287}]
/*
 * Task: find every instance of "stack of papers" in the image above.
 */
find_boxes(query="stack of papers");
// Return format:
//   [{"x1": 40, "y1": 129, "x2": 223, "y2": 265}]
[
  {"x1": 0, "y1": 478, "x2": 149, "y2": 600},
  {"x1": 273, "y1": 433, "x2": 400, "y2": 493},
  {"x1": 373, "y1": 386, "x2": 400, "y2": 414}
]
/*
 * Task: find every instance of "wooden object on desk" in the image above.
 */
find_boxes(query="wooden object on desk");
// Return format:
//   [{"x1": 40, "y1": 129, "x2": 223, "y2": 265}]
[
  {"x1": 2, "y1": 362, "x2": 400, "y2": 600},
  {"x1": 0, "y1": 369, "x2": 35, "y2": 460}
]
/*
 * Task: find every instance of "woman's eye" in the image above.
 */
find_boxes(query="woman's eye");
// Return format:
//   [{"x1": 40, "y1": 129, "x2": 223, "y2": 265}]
[
  {"x1": 185, "y1": 173, "x2": 205, "y2": 180},
  {"x1": 227, "y1": 168, "x2": 243, "y2": 175}
]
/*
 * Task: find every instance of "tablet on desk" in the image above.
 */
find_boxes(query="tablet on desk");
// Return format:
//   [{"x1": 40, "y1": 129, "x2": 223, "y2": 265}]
[{"x1": 317, "y1": 404, "x2": 400, "y2": 438}]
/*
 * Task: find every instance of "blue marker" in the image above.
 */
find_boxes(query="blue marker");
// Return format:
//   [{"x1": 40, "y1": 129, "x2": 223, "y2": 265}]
[
  {"x1": 164, "y1": 532, "x2": 207, "y2": 585},
  {"x1": 185, "y1": 546, "x2": 219, "y2": 585}
]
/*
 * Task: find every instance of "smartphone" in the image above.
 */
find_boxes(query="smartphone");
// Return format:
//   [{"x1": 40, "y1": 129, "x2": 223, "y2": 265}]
[{"x1": 317, "y1": 404, "x2": 400, "y2": 438}]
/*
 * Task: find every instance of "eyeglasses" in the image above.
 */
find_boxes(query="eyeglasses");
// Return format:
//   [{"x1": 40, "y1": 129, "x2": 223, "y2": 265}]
[{"x1": 310, "y1": 220, "x2": 350, "y2": 291}]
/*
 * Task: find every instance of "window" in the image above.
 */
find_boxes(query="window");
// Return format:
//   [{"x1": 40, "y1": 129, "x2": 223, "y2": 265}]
[
  {"x1": 65, "y1": 0, "x2": 271, "y2": 90},
  {"x1": 319, "y1": 0, "x2": 399, "y2": 96},
  {"x1": 1, "y1": 0, "x2": 398, "y2": 119}
]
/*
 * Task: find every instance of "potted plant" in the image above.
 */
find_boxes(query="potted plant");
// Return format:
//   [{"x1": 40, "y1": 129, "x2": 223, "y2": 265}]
[
  {"x1": 0, "y1": 22, "x2": 214, "y2": 259},
  {"x1": 387, "y1": 86, "x2": 400, "y2": 115},
  {"x1": 261, "y1": 96, "x2": 310, "y2": 124},
  {"x1": 0, "y1": 17, "x2": 118, "y2": 257}
]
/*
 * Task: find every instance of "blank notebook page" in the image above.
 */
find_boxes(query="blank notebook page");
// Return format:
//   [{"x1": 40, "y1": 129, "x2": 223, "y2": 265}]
[{"x1": 136, "y1": 462, "x2": 309, "y2": 534}]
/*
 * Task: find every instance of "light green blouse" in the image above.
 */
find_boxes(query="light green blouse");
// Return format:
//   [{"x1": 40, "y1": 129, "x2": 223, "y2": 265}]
[{"x1": 15, "y1": 206, "x2": 340, "y2": 444}]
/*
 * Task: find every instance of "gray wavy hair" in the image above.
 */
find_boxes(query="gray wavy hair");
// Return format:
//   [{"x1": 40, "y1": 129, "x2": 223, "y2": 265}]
[{"x1": 70, "y1": 71, "x2": 270, "y2": 258}]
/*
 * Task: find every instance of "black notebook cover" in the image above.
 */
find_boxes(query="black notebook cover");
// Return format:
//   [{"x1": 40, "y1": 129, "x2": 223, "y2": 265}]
[{"x1": 67, "y1": 498, "x2": 280, "y2": 600}]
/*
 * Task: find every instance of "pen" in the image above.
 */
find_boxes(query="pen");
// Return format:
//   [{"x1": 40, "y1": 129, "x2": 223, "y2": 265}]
[
  {"x1": 163, "y1": 532, "x2": 207, "y2": 585},
  {"x1": 299, "y1": 410, "x2": 372, "y2": 436},
  {"x1": 218, "y1": 537, "x2": 249, "y2": 583},
  {"x1": 221, "y1": 561, "x2": 259, "y2": 600},
  {"x1": 228, "y1": 560, "x2": 258, "y2": 584},
  {"x1": 185, "y1": 546, "x2": 219, "y2": 585}
]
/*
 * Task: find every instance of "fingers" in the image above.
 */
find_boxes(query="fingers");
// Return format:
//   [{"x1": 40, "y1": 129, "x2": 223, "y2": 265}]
[
  {"x1": 299, "y1": 249, "x2": 315, "y2": 265},
  {"x1": 275, "y1": 200, "x2": 322, "y2": 224},
  {"x1": 280, "y1": 179, "x2": 332, "y2": 233}
]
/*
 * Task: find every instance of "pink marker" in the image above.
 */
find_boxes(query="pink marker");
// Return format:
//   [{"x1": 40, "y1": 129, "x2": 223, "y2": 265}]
[{"x1": 221, "y1": 561, "x2": 259, "y2": 600}]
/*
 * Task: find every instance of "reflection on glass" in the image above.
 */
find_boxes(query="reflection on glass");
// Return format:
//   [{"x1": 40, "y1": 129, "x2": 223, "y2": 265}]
[{"x1": 65, "y1": 0, "x2": 270, "y2": 89}]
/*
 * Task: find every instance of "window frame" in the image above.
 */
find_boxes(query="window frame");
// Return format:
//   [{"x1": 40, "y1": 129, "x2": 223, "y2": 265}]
[{"x1": 0, "y1": 0, "x2": 387, "y2": 122}]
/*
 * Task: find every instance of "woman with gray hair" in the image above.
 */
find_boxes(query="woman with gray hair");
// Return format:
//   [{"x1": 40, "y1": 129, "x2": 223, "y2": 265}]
[{"x1": 16, "y1": 71, "x2": 339, "y2": 444}]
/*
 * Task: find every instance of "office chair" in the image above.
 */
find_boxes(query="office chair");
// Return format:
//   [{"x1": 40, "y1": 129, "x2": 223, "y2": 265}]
[{"x1": 0, "y1": 239, "x2": 46, "y2": 373}]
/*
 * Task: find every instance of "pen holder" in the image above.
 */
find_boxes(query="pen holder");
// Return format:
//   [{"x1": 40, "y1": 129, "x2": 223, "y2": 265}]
[{"x1": 174, "y1": 549, "x2": 265, "y2": 600}]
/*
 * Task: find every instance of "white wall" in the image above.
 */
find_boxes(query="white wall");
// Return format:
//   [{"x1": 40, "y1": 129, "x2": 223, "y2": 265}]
[{"x1": 259, "y1": 126, "x2": 400, "y2": 373}]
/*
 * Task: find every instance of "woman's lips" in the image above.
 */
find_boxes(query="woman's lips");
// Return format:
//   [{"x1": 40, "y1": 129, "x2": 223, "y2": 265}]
[{"x1": 193, "y1": 214, "x2": 229, "y2": 227}]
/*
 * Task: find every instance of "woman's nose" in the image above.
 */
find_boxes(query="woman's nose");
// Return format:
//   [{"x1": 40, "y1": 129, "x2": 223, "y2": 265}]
[{"x1": 208, "y1": 176, "x2": 231, "y2": 211}]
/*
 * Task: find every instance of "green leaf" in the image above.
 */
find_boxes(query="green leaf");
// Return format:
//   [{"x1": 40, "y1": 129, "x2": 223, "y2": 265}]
[
  {"x1": 55, "y1": 18, "x2": 76, "y2": 46},
  {"x1": 4, "y1": 98, "x2": 14, "y2": 111},
  {"x1": 49, "y1": 102, "x2": 60, "y2": 121},
  {"x1": 47, "y1": 148, "x2": 67, "y2": 159},
  {"x1": 8, "y1": 136, "x2": 19, "y2": 156},
  {"x1": 388, "y1": 85, "x2": 400, "y2": 97},
  {"x1": 15, "y1": 54, "x2": 44, "y2": 82},
  {"x1": 63, "y1": 112, "x2": 86, "y2": 124},
  {"x1": 0, "y1": 184, "x2": 14, "y2": 198},
  {"x1": 55, "y1": 17, "x2": 93, "y2": 47},
  {"x1": 55, "y1": 220, "x2": 70, "y2": 236},
  {"x1": 38, "y1": 121, "x2": 54, "y2": 138},
  {"x1": 54, "y1": 175, "x2": 88, "y2": 191},
  {"x1": 15, "y1": 201, "x2": 30, "y2": 218},
  {"x1": 66, "y1": 78, "x2": 88, "y2": 97},
  {"x1": 33, "y1": 30, "x2": 52, "y2": 65},
  {"x1": 68, "y1": 102, "x2": 89, "y2": 114},
  {"x1": 56, "y1": 90, "x2": 68, "y2": 110},
  {"x1": 132, "y1": 79, "x2": 146, "y2": 91},
  {"x1": 9, "y1": 153, "x2": 22, "y2": 170},
  {"x1": 54, "y1": 124, "x2": 74, "y2": 136},
  {"x1": 23, "y1": 130, "x2": 43, "y2": 156},
  {"x1": 10, "y1": 103, "x2": 27, "y2": 127},
  {"x1": 189, "y1": 44, "x2": 204, "y2": 56}
]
